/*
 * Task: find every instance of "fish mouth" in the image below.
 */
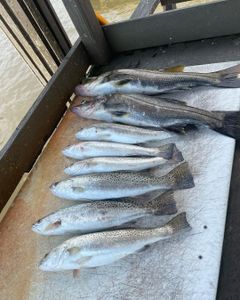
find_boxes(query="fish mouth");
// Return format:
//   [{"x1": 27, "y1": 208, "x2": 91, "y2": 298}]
[
  {"x1": 50, "y1": 182, "x2": 60, "y2": 192},
  {"x1": 32, "y1": 223, "x2": 41, "y2": 233},
  {"x1": 71, "y1": 106, "x2": 80, "y2": 115},
  {"x1": 71, "y1": 101, "x2": 98, "y2": 118},
  {"x1": 75, "y1": 84, "x2": 92, "y2": 96},
  {"x1": 39, "y1": 253, "x2": 50, "y2": 270},
  {"x1": 64, "y1": 166, "x2": 72, "y2": 175}
]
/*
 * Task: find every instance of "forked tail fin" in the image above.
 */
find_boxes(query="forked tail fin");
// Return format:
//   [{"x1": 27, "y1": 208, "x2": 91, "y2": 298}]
[
  {"x1": 165, "y1": 212, "x2": 191, "y2": 234},
  {"x1": 212, "y1": 111, "x2": 240, "y2": 139},
  {"x1": 211, "y1": 64, "x2": 240, "y2": 88},
  {"x1": 150, "y1": 191, "x2": 177, "y2": 215},
  {"x1": 163, "y1": 162, "x2": 195, "y2": 190},
  {"x1": 156, "y1": 143, "x2": 184, "y2": 162},
  {"x1": 134, "y1": 191, "x2": 177, "y2": 216}
]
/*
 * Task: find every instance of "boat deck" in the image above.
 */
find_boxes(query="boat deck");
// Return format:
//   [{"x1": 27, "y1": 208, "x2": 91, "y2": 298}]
[{"x1": 1, "y1": 35, "x2": 240, "y2": 299}]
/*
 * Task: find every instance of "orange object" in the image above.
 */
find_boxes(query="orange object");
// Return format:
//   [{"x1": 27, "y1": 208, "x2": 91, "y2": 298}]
[{"x1": 95, "y1": 11, "x2": 109, "y2": 25}]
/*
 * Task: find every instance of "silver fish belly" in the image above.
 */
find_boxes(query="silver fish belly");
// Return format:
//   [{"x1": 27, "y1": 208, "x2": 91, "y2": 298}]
[
  {"x1": 75, "y1": 122, "x2": 175, "y2": 144},
  {"x1": 39, "y1": 213, "x2": 191, "y2": 271},
  {"x1": 50, "y1": 162, "x2": 194, "y2": 200},
  {"x1": 64, "y1": 152, "x2": 183, "y2": 176},
  {"x1": 71, "y1": 94, "x2": 240, "y2": 139},
  {"x1": 62, "y1": 141, "x2": 178, "y2": 160},
  {"x1": 32, "y1": 191, "x2": 177, "y2": 236},
  {"x1": 75, "y1": 65, "x2": 240, "y2": 96}
]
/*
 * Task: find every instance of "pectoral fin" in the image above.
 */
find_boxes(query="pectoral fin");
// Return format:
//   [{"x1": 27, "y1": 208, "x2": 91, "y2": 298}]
[
  {"x1": 72, "y1": 186, "x2": 85, "y2": 192},
  {"x1": 111, "y1": 111, "x2": 129, "y2": 117},
  {"x1": 136, "y1": 245, "x2": 151, "y2": 253},
  {"x1": 104, "y1": 103, "x2": 129, "y2": 117},
  {"x1": 45, "y1": 220, "x2": 62, "y2": 231},
  {"x1": 114, "y1": 79, "x2": 132, "y2": 86},
  {"x1": 67, "y1": 247, "x2": 81, "y2": 256}
]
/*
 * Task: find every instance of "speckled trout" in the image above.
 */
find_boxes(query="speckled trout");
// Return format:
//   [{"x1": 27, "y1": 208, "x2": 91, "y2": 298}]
[
  {"x1": 39, "y1": 212, "x2": 191, "y2": 272},
  {"x1": 32, "y1": 191, "x2": 176, "y2": 236},
  {"x1": 50, "y1": 162, "x2": 194, "y2": 200}
]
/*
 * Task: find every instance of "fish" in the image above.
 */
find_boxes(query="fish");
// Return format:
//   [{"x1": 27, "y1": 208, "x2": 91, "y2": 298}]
[
  {"x1": 62, "y1": 141, "x2": 182, "y2": 160},
  {"x1": 75, "y1": 64, "x2": 240, "y2": 96},
  {"x1": 75, "y1": 122, "x2": 177, "y2": 144},
  {"x1": 64, "y1": 155, "x2": 183, "y2": 176},
  {"x1": 72, "y1": 94, "x2": 240, "y2": 139},
  {"x1": 50, "y1": 162, "x2": 194, "y2": 200},
  {"x1": 39, "y1": 212, "x2": 191, "y2": 272},
  {"x1": 32, "y1": 191, "x2": 177, "y2": 236}
]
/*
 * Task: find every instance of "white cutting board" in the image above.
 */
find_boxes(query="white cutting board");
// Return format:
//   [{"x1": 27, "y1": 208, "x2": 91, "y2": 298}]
[{"x1": 25, "y1": 61, "x2": 240, "y2": 300}]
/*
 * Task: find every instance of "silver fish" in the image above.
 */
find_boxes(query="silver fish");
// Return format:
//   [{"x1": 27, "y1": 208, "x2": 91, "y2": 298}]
[
  {"x1": 75, "y1": 64, "x2": 240, "y2": 96},
  {"x1": 62, "y1": 141, "x2": 181, "y2": 160},
  {"x1": 72, "y1": 94, "x2": 240, "y2": 139},
  {"x1": 50, "y1": 162, "x2": 194, "y2": 200},
  {"x1": 64, "y1": 155, "x2": 183, "y2": 176},
  {"x1": 75, "y1": 122, "x2": 176, "y2": 144},
  {"x1": 32, "y1": 191, "x2": 177, "y2": 236},
  {"x1": 39, "y1": 212, "x2": 190, "y2": 272}
]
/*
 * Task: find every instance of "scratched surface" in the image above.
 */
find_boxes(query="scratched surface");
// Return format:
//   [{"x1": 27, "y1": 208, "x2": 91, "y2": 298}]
[{"x1": 0, "y1": 61, "x2": 240, "y2": 300}]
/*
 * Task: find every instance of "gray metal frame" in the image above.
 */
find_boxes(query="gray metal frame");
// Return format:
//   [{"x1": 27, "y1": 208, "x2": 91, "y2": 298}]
[
  {"x1": 62, "y1": 0, "x2": 111, "y2": 65},
  {"x1": 104, "y1": 0, "x2": 240, "y2": 52},
  {"x1": 0, "y1": 39, "x2": 89, "y2": 211},
  {"x1": 130, "y1": 0, "x2": 161, "y2": 19},
  {"x1": 0, "y1": 0, "x2": 71, "y2": 85}
]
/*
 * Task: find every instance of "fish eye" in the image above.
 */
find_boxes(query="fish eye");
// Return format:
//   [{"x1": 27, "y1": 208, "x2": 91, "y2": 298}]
[{"x1": 43, "y1": 252, "x2": 49, "y2": 259}]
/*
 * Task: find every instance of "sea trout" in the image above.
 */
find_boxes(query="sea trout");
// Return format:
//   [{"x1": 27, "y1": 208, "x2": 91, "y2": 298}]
[
  {"x1": 62, "y1": 141, "x2": 182, "y2": 160},
  {"x1": 50, "y1": 162, "x2": 194, "y2": 200},
  {"x1": 64, "y1": 156, "x2": 183, "y2": 176},
  {"x1": 39, "y1": 212, "x2": 191, "y2": 272},
  {"x1": 75, "y1": 123, "x2": 176, "y2": 144},
  {"x1": 32, "y1": 191, "x2": 176, "y2": 236}
]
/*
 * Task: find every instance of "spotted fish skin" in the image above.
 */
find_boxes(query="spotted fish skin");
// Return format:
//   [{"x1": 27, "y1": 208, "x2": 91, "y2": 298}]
[
  {"x1": 75, "y1": 64, "x2": 240, "y2": 96},
  {"x1": 32, "y1": 191, "x2": 177, "y2": 236},
  {"x1": 39, "y1": 212, "x2": 191, "y2": 272},
  {"x1": 50, "y1": 162, "x2": 194, "y2": 201}
]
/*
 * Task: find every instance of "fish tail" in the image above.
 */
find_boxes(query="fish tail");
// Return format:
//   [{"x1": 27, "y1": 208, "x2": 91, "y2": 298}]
[
  {"x1": 149, "y1": 191, "x2": 177, "y2": 215},
  {"x1": 212, "y1": 64, "x2": 240, "y2": 88},
  {"x1": 163, "y1": 162, "x2": 195, "y2": 190},
  {"x1": 156, "y1": 143, "x2": 183, "y2": 162},
  {"x1": 165, "y1": 212, "x2": 191, "y2": 234},
  {"x1": 171, "y1": 144, "x2": 184, "y2": 163},
  {"x1": 135, "y1": 191, "x2": 177, "y2": 215},
  {"x1": 213, "y1": 111, "x2": 240, "y2": 139}
]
